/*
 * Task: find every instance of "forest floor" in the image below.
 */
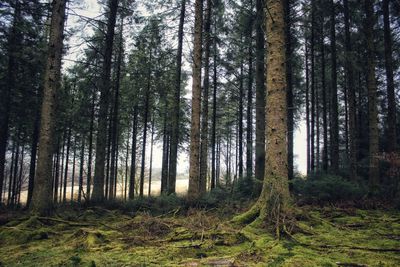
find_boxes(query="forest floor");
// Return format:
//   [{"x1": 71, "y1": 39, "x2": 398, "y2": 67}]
[{"x1": 0, "y1": 201, "x2": 399, "y2": 267}]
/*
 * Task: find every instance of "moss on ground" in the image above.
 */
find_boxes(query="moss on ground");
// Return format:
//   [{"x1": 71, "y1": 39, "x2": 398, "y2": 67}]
[{"x1": 0, "y1": 205, "x2": 399, "y2": 266}]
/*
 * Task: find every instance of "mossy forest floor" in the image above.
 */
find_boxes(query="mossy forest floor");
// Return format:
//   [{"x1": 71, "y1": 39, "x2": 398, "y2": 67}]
[{"x1": 0, "y1": 202, "x2": 399, "y2": 266}]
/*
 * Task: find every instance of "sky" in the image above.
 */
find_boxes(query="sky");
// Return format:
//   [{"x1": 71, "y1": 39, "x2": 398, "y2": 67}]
[{"x1": 64, "y1": 0, "x2": 308, "y2": 176}]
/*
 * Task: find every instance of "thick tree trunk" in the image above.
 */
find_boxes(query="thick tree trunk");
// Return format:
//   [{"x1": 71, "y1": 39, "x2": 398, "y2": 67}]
[
  {"x1": 200, "y1": 0, "x2": 212, "y2": 193},
  {"x1": 255, "y1": 0, "x2": 265, "y2": 182},
  {"x1": 234, "y1": 0, "x2": 289, "y2": 236},
  {"x1": 168, "y1": 0, "x2": 186, "y2": 195},
  {"x1": 330, "y1": 0, "x2": 339, "y2": 173},
  {"x1": 30, "y1": 0, "x2": 67, "y2": 215},
  {"x1": 365, "y1": 0, "x2": 379, "y2": 192},
  {"x1": 383, "y1": 0, "x2": 396, "y2": 152},
  {"x1": 92, "y1": 0, "x2": 119, "y2": 202},
  {"x1": 188, "y1": 0, "x2": 204, "y2": 199},
  {"x1": 344, "y1": 0, "x2": 357, "y2": 180}
]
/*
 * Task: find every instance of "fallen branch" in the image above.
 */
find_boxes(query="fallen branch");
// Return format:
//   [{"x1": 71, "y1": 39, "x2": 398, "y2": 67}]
[
  {"x1": 37, "y1": 217, "x2": 95, "y2": 227},
  {"x1": 336, "y1": 262, "x2": 368, "y2": 267}
]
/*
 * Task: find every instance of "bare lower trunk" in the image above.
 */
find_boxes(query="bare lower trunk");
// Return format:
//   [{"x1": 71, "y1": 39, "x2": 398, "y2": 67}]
[{"x1": 30, "y1": 0, "x2": 67, "y2": 215}]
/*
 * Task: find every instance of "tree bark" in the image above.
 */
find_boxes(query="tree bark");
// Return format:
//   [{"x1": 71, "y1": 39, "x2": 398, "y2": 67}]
[
  {"x1": 383, "y1": 0, "x2": 396, "y2": 152},
  {"x1": 200, "y1": 0, "x2": 212, "y2": 193},
  {"x1": 255, "y1": 0, "x2": 265, "y2": 182},
  {"x1": 78, "y1": 137, "x2": 85, "y2": 203},
  {"x1": 168, "y1": 0, "x2": 186, "y2": 195},
  {"x1": 30, "y1": 0, "x2": 67, "y2": 215},
  {"x1": 330, "y1": 0, "x2": 339, "y2": 173},
  {"x1": 188, "y1": 0, "x2": 204, "y2": 199},
  {"x1": 246, "y1": 0, "x2": 254, "y2": 181},
  {"x1": 92, "y1": 0, "x2": 119, "y2": 202},
  {"x1": 129, "y1": 106, "x2": 138, "y2": 199},
  {"x1": 234, "y1": 0, "x2": 289, "y2": 235},
  {"x1": 365, "y1": 0, "x2": 379, "y2": 191},
  {"x1": 285, "y1": 0, "x2": 294, "y2": 181},
  {"x1": 344, "y1": 0, "x2": 357, "y2": 180}
]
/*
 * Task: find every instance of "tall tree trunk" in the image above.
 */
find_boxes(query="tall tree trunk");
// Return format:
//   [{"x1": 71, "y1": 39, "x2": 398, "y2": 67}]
[
  {"x1": 200, "y1": 0, "x2": 212, "y2": 193},
  {"x1": 188, "y1": 0, "x2": 204, "y2": 199},
  {"x1": 53, "y1": 141, "x2": 60, "y2": 203},
  {"x1": 161, "y1": 114, "x2": 169, "y2": 193},
  {"x1": 139, "y1": 52, "x2": 152, "y2": 198},
  {"x1": 86, "y1": 90, "x2": 95, "y2": 199},
  {"x1": 344, "y1": 0, "x2": 357, "y2": 180},
  {"x1": 30, "y1": 0, "x2": 67, "y2": 215},
  {"x1": 63, "y1": 128, "x2": 71, "y2": 202},
  {"x1": 109, "y1": 18, "x2": 123, "y2": 200},
  {"x1": 124, "y1": 124, "x2": 130, "y2": 200},
  {"x1": 246, "y1": 0, "x2": 254, "y2": 181},
  {"x1": 365, "y1": 0, "x2": 379, "y2": 191},
  {"x1": 70, "y1": 139, "x2": 76, "y2": 202},
  {"x1": 92, "y1": 0, "x2": 119, "y2": 202},
  {"x1": 27, "y1": 112, "x2": 40, "y2": 206},
  {"x1": 238, "y1": 45, "x2": 244, "y2": 181},
  {"x1": 78, "y1": 137, "x2": 85, "y2": 203},
  {"x1": 129, "y1": 106, "x2": 138, "y2": 199},
  {"x1": 320, "y1": 5, "x2": 328, "y2": 172},
  {"x1": 7, "y1": 142, "x2": 16, "y2": 206},
  {"x1": 168, "y1": 0, "x2": 186, "y2": 195},
  {"x1": 310, "y1": 0, "x2": 316, "y2": 172},
  {"x1": 211, "y1": 16, "x2": 218, "y2": 189},
  {"x1": 105, "y1": 114, "x2": 112, "y2": 200},
  {"x1": 305, "y1": 40, "x2": 311, "y2": 174},
  {"x1": 235, "y1": 0, "x2": 289, "y2": 235},
  {"x1": 330, "y1": 0, "x2": 339, "y2": 173},
  {"x1": 0, "y1": 0, "x2": 20, "y2": 204},
  {"x1": 285, "y1": 0, "x2": 294, "y2": 181},
  {"x1": 148, "y1": 115, "x2": 155, "y2": 196},
  {"x1": 255, "y1": 0, "x2": 266, "y2": 182},
  {"x1": 383, "y1": 0, "x2": 396, "y2": 152},
  {"x1": 11, "y1": 139, "x2": 20, "y2": 207}
]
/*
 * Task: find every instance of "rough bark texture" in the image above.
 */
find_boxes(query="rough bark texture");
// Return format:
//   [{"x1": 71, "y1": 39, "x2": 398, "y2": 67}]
[
  {"x1": 234, "y1": 0, "x2": 289, "y2": 235},
  {"x1": 188, "y1": 0, "x2": 203, "y2": 199},
  {"x1": 365, "y1": 0, "x2": 379, "y2": 191},
  {"x1": 255, "y1": 0, "x2": 266, "y2": 182},
  {"x1": 92, "y1": 0, "x2": 119, "y2": 203},
  {"x1": 200, "y1": 0, "x2": 212, "y2": 193},
  {"x1": 383, "y1": 0, "x2": 397, "y2": 152},
  {"x1": 30, "y1": 0, "x2": 67, "y2": 215},
  {"x1": 168, "y1": 0, "x2": 186, "y2": 195}
]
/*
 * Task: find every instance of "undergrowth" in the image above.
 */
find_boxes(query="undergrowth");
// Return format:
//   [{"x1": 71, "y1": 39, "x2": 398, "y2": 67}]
[{"x1": 0, "y1": 198, "x2": 399, "y2": 266}]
